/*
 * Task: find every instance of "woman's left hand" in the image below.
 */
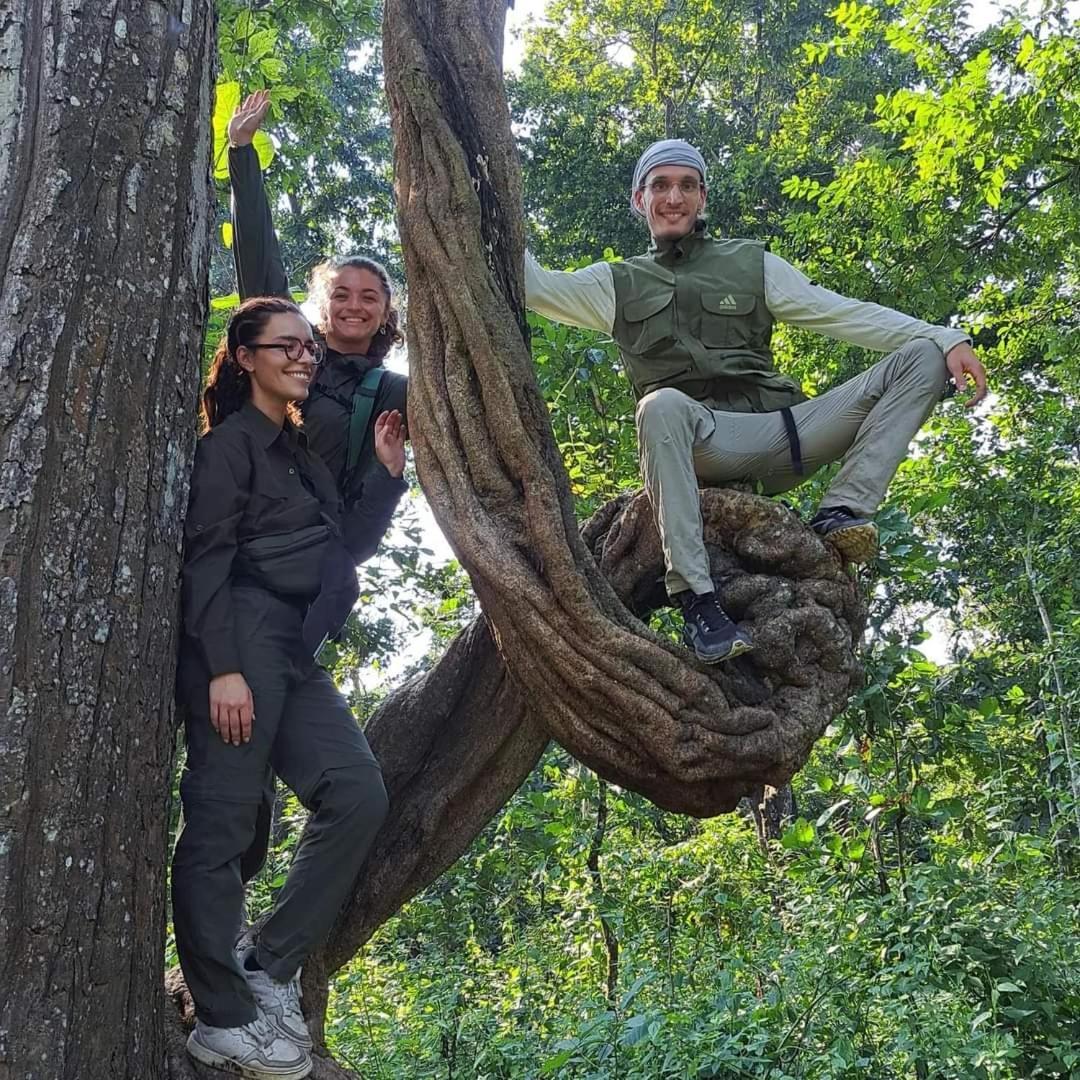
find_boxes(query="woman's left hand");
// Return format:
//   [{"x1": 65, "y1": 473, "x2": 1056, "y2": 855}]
[{"x1": 374, "y1": 410, "x2": 406, "y2": 478}]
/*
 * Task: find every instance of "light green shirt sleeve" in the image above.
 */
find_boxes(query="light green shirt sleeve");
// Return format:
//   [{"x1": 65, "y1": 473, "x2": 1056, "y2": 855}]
[
  {"x1": 763, "y1": 251, "x2": 970, "y2": 355},
  {"x1": 524, "y1": 251, "x2": 616, "y2": 334}
]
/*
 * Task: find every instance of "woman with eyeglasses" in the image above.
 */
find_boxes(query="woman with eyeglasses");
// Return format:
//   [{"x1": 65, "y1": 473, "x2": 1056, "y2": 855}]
[
  {"x1": 173, "y1": 297, "x2": 404, "y2": 1080},
  {"x1": 227, "y1": 90, "x2": 408, "y2": 564}
]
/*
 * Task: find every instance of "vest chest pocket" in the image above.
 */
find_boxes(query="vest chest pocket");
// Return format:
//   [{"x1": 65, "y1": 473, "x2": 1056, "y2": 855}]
[
  {"x1": 700, "y1": 292, "x2": 759, "y2": 349},
  {"x1": 622, "y1": 288, "x2": 677, "y2": 357}
]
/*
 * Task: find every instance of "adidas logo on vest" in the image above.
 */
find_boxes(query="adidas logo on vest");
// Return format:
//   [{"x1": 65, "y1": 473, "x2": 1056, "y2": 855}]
[{"x1": 717, "y1": 294, "x2": 737, "y2": 307}]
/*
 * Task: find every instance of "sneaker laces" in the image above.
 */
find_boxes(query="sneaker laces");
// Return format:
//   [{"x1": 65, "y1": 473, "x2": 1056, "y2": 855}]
[
  {"x1": 253, "y1": 966, "x2": 303, "y2": 1012},
  {"x1": 240, "y1": 1015, "x2": 282, "y2": 1050},
  {"x1": 688, "y1": 594, "x2": 734, "y2": 634}
]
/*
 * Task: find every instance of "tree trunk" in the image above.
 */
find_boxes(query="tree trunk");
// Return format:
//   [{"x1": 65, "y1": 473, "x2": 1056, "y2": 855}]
[
  {"x1": 748, "y1": 783, "x2": 797, "y2": 847},
  {"x1": 383, "y1": 0, "x2": 862, "y2": 821},
  {"x1": 0, "y1": 2, "x2": 214, "y2": 1078}
]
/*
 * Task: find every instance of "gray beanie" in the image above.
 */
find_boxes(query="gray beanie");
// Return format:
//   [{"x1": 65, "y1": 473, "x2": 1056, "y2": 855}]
[{"x1": 630, "y1": 139, "x2": 707, "y2": 218}]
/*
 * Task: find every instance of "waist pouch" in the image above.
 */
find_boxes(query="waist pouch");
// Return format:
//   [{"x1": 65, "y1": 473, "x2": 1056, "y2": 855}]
[{"x1": 234, "y1": 524, "x2": 330, "y2": 600}]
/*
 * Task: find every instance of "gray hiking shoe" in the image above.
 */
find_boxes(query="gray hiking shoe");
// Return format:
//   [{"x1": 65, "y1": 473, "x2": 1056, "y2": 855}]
[
  {"x1": 236, "y1": 937, "x2": 312, "y2": 1051},
  {"x1": 187, "y1": 1016, "x2": 311, "y2": 1079},
  {"x1": 679, "y1": 592, "x2": 753, "y2": 664},
  {"x1": 810, "y1": 506, "x2": 879, "y2": 563},
  {"x1": 243, "y1": 965, "x2": 312, "y2": 1051}
]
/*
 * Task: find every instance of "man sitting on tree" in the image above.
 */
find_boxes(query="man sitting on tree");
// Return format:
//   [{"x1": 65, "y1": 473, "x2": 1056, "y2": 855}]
[{"x1": 526, "y1": 139, "x2": 987, "y2": 664}]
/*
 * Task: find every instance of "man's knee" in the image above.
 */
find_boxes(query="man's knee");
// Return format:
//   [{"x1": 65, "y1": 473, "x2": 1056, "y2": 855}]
[
  {"x1": 897, "y1": 338, "x2": 948, "y2": 389},
  {"x1": 311, "y1": 765, "x2": 388, "y2": 830},
  {"x1": 635, "y1": 386, "x2": 696, "y2": 437}
]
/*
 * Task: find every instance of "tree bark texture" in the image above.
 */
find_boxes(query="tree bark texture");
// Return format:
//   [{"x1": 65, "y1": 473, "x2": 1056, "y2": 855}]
[
  {"x1": 748, "y1": 783, "x2": 798, "y2": 847},
  {"x1": 383, "y1": 0, "x2": 865, "y2": 821},
  {"x1": 0, "y1": 2, "x2": 213, "y2": 1077}
]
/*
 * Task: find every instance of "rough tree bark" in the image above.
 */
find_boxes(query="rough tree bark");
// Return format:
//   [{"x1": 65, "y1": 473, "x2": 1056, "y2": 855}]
[
  {"x1": 383, "y1": 0, "x2": 863, "y2": 819},
  {"x1": 748, "y1": 785, "x2": 798, "y2": 848},
  {"x1": 0, "y1": 2, "x2": 214, "y2": 1078}
]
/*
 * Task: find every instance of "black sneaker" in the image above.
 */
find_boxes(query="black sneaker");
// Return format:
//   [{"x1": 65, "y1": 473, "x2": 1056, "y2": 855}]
[
  {"x1": 678, "y1": 592, "x2": 753, "y2": 664},
  {"x1": 810, "y1": 506, "x2": 879, "y2": 563}
]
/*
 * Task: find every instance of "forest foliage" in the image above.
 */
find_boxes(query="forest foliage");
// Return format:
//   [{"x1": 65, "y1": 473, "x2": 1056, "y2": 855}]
[{"x1": 199, "y1": 0, "x2": 1080, "y2": 1074}]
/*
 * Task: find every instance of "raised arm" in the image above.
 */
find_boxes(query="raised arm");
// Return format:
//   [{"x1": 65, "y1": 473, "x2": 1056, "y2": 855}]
[{"x1": 227, "y1": 90, "x2": 290, "y2": 301}]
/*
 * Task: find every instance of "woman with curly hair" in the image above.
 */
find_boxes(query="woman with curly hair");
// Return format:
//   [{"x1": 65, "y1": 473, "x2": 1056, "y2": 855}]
[{"x1": 173, "y1": 297, "x2": 405, "y2": 1079}]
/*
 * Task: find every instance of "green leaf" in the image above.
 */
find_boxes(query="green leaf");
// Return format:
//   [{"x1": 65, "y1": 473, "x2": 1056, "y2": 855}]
[
  {"x1": 540, "y1": 1049, "x2": 574, "y2": 1074},
  {"x1": 260, "y1": 57, "x2": 287, "y2": 82},
  {"x1": 252, "y1": 130, "x2": 276, "y2": 172},
  {"x1": 781, "y1": 818, "x2": 816, "y2": 849},
  {"x1": 246, "y1": 26, "x2": 277, "y2": 61},
  {"x1": 816, "y1": 798, "x2": 850, "y2": 827},
  {"x1": 1016, "y1": 33, "x2": 1035, "y2": 68},
  {"x1": 212, "y1": 80, "x2": 242, "y2": 180}
]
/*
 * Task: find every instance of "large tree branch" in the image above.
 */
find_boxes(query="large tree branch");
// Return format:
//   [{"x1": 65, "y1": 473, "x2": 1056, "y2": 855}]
[{"x1": 383, "y1": 0, "x2": 863, "y2": 817}]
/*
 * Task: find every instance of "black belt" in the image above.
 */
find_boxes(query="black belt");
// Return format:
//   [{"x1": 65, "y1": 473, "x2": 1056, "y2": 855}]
[{"x1": 780, "y1": 406, "x2": 804, "y2": 476}]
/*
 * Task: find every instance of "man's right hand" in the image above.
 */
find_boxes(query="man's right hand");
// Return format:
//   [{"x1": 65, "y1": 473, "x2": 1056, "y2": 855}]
[
  {"x1": 208, "y1": 672, "x2": 254, "y2": 746},
  {"x1": 227, "y1": 89, "x2": 271, "y2": 148}
]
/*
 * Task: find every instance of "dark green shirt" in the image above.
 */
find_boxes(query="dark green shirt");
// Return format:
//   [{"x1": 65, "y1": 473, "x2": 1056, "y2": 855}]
[
  {"x1": 181, "y1": 403, "x2": 402, "y2": 677},
  {"x1": 610, "y1": 231, "x2": 805, "y2": 413}
]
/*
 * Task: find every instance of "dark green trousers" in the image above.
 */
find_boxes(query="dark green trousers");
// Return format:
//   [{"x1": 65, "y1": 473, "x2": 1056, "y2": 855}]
[{"x1": 172, "y1": 586, "x2": 387, "y2": 1029}]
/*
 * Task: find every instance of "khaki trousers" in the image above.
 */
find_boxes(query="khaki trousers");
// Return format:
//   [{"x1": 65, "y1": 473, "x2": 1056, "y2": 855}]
[{"x1": 635, "y1": 339, "x2": 949, "y2": 596}]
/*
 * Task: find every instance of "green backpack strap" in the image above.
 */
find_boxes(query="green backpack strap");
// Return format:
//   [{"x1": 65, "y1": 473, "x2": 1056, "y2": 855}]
[{"x1": 345, "y1": 366, "x2": 386, "y2": 483}]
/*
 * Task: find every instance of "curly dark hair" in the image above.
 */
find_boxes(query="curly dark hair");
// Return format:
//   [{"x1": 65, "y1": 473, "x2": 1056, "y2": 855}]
[
  {"x1": 201, "y1": 296, "x2": 306, "y2": 431},
  {"x1": 307, "y1": 255, "x2": 405, "y2": 362}
]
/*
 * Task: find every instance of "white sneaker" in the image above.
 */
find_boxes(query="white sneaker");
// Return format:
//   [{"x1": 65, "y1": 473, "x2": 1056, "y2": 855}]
[
  {"x1": 187, "y1": 1017, "x2": 312, "y2": 1079},
  {"x1": 244, "y1": 965, "x2": 313, "y2": 1051},
  {"x1": 235, "y1": 937, "x2": 313, "y2": 1051}
]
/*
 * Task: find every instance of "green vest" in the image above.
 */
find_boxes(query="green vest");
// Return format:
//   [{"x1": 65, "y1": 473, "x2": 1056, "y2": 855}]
[{"x1": 610, "y1": 232, "x2": 805, "y2": 413}]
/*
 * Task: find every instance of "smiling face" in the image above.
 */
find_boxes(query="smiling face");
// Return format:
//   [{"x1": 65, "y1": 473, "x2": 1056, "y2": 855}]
[
  {"x1": 235, "y1": 311, "x2": 319, "y2": 415},
  {"x1": 632, "y1": 164, "x2": 707, "y2": 243},
  {"x1": 323, "y1": 266, "x2": 390, "y2": 354}
]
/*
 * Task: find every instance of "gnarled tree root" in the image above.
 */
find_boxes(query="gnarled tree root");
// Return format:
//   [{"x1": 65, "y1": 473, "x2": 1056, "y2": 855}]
[
  {"x1": 578, "y1": 488, "x2": 865, "y2": 814},
  {"x1": 383, "y1": 0, "x2": 866, "y2": 826}
]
